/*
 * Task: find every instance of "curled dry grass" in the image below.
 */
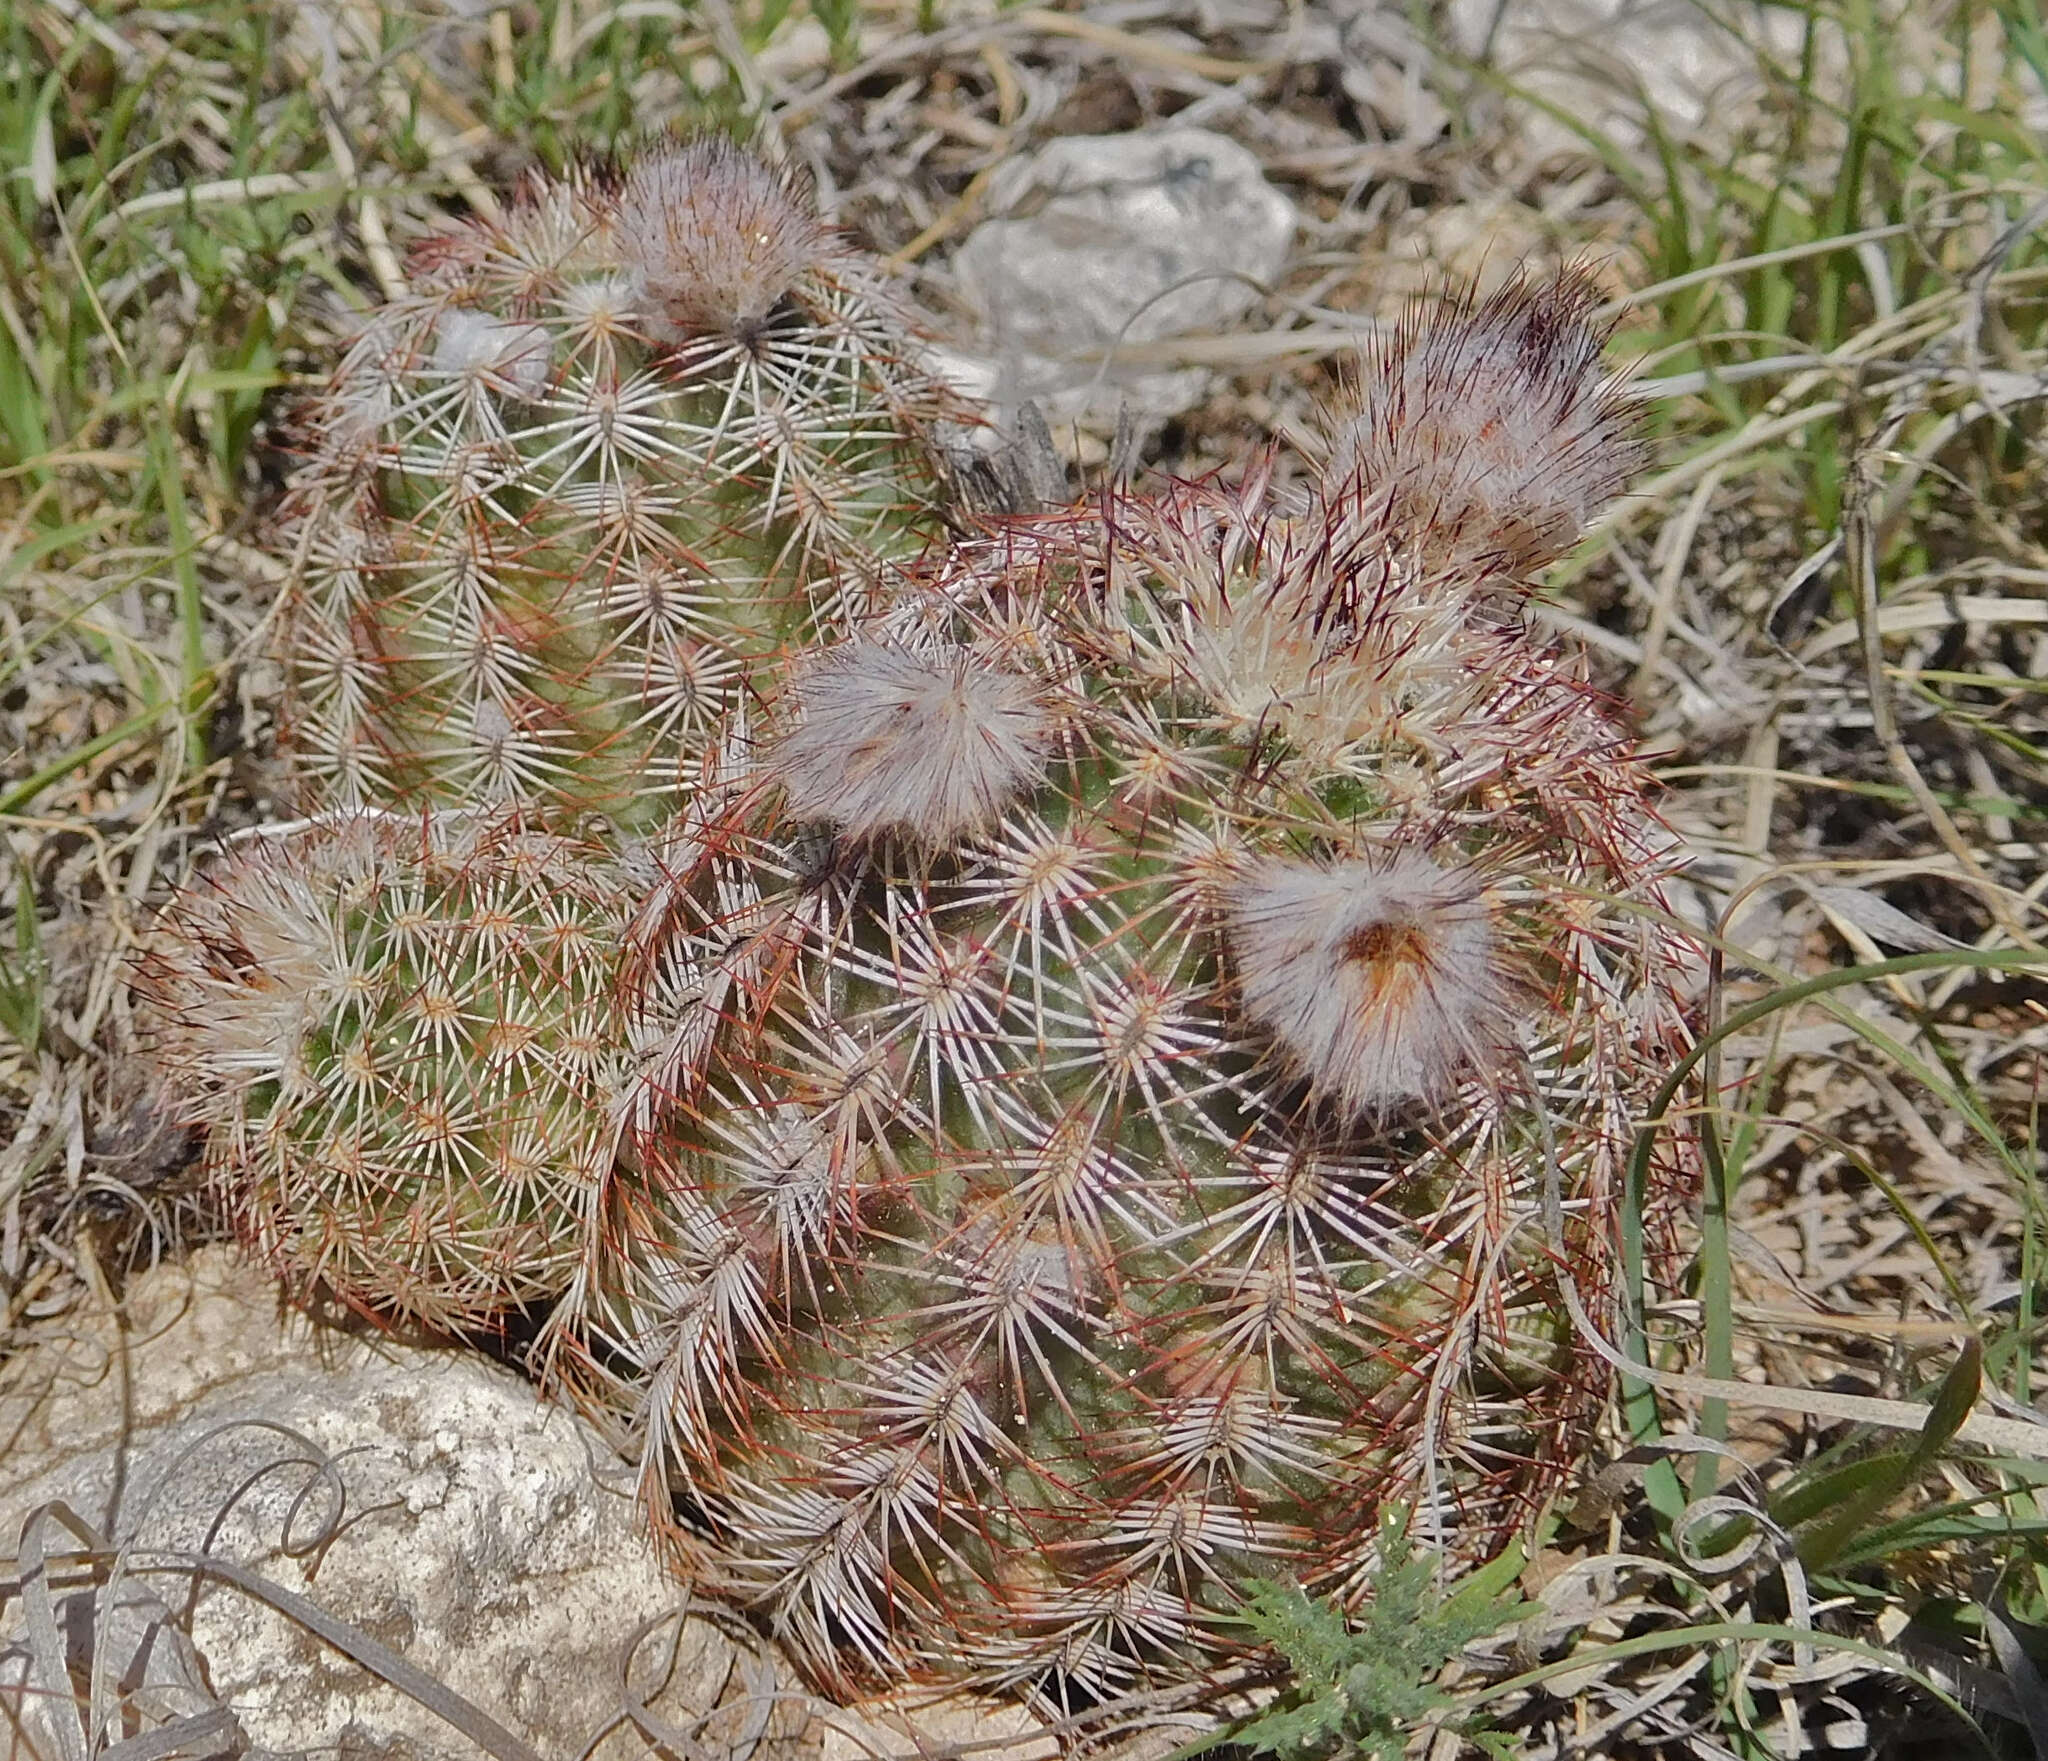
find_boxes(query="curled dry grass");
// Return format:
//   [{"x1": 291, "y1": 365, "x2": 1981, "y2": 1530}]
[{"x1": 8, "y1": 0, "x2": 2048, "y2": 1756}]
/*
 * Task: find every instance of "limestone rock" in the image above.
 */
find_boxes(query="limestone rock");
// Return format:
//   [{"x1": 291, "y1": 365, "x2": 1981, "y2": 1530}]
[
  {"x1": 1442, "y1": 0, "x2": 1810, "y2": 151},
  {"x1": 952, "y1": 129, "x2": 1296, "y2": 427},
  {"x1": 0, "y1": 1250, "x2": 815, "y2": 1761}
]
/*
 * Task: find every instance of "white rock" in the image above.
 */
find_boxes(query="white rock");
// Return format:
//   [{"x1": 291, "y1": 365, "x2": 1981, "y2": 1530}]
[
  {"x1": 0, "y1": 1251, "x2": 811, "y2": 1761},
  {"x1": 952, "y1": 129, "x2": 1296, "y2": 426},
  {"x1": 0, "y1": 1253, "x2": 1171, "y2": 1761},
  {"x1": 1441, "y1": 0, "x2": 1811, "y2": 152}
]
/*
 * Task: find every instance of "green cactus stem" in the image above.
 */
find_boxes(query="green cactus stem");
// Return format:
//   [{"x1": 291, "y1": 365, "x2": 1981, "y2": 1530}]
[{"x1": 276, "y1": 136, "x2": 970, "y2": 831}]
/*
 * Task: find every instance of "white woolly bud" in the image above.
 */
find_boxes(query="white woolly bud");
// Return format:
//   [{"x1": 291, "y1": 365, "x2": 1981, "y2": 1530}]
[
  {"x1": 1226, "y1": 849, "x2": 1512, "y2": 1113},
  {"x1": 1324, "y1": 269, "x2": 1647, "y2": 580},
  {"x1": 431, "y1": 309, "x2": 552, "y2": 399},
  {"x1": 768, "y1": 642, "x2": 1051, "y2": 847},
  {"x1": 612, "y1": 137, "x2": 837, "y2": 349},
  {"x1": 555, "y1": 272, "x2": 642, "y2": 339}
]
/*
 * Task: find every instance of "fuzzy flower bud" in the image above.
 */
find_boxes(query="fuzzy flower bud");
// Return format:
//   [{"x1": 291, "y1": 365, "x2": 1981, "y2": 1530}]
[
  {"x1": 766, "y1": 641, "x2": 1053, "y2": 847},
  {"x1": 1325, "y1": 268, "x2": 1646, "y2": 581},
  {"x1": 1227, "y1": 848, "x2": 1513, "y2": 1113},
  {"x1": 615, "y1": 136, "x2": 839, "y2": 350}
]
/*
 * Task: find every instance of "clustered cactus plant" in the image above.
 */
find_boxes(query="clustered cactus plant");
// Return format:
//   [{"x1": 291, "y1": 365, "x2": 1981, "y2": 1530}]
[
  {"x1": 276, "y1": 135, "x2": 963, "y2": 829},
  {"x1": 140, "y1": 136, "x2": 1697, "y2": 1709}
]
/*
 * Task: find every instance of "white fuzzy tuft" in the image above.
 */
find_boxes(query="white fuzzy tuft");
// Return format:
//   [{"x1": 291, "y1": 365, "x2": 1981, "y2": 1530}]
[
  {"x1": 613, "y1": 138, "x2": 837, "y2": 349},
  {"x1": 431, "y1": 308, "x2": 552, "y2": 399},
  {"x1": 768, "y1": 642, "x2": 1051, "y2": 847},
  {"x1": 1227, "y1": 849, "x2": 1512, "y2": 1113},
  {"x1": 137, "y1": 819, "x2": 385, "y2": 1105},
  {"x1": 1325, "y1": 269, "x2": 1646, "y2": 580}
]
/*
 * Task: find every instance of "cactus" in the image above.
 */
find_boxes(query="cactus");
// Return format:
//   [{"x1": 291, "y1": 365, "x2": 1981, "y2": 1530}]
[
  {"x1": 276, "y1": 136, "x2": 967, "y2": 830},
  {"x1": 143, "y1": 258, "x2": 1691, "y2": 1703},
  {"x1": 557, "y1": 274, "x2": 1697, "y2": 1701},
  {"x1": 136, "y1": 812, "x2": 657, "y2": 1335}
]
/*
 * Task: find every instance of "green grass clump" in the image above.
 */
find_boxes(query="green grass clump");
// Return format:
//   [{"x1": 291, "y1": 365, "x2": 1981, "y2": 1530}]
[{"x1": 1455, "y1": 1, "x2": 2048, "y2": 1748}]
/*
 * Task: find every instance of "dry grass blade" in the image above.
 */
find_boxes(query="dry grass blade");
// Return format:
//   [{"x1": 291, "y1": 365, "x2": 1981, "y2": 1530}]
[{"x1": 1844, "y1": 407, "x2": 2032, "y2": 947}]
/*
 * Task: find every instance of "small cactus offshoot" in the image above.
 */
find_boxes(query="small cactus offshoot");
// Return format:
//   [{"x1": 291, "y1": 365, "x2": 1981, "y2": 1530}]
[
  {"x1": 567, "y1": 270, "x2": 1692, "y2": 1695},
  {"x1": 277, "y1": 136, "x2": 966, "y2": 829},
  {"x1": 137, "y1": 813, "x2": 652, "y2": 1335}
]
